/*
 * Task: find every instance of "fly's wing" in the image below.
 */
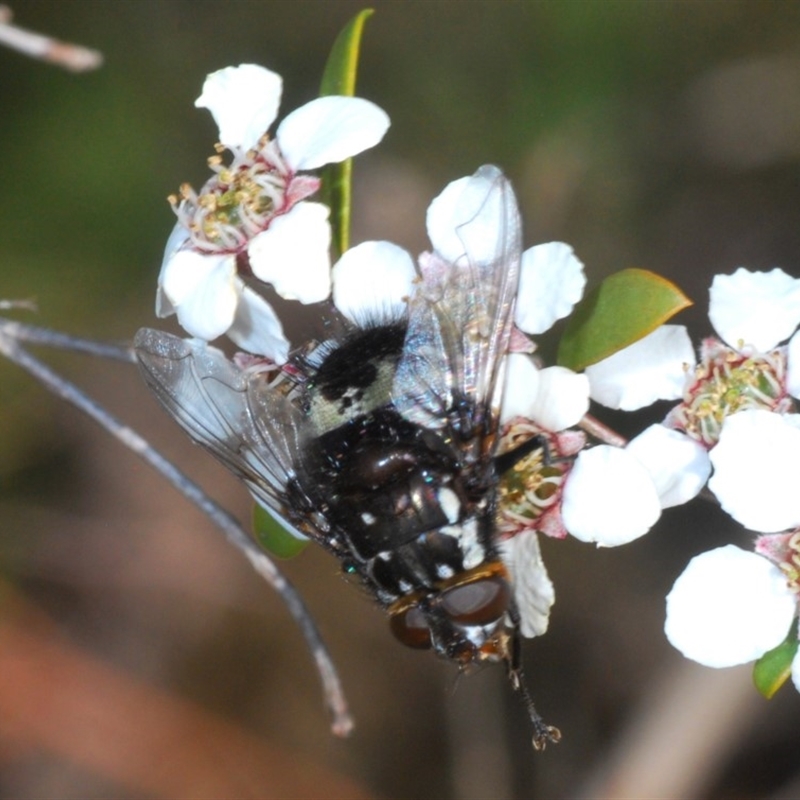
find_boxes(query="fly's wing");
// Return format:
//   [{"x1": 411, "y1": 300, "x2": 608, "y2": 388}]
[
  {"x1": 393, "y1": 165, "x2": 522, "y2": 464},
  {"x1": 134, "y1": 328, "x2": 326, "y2": 544}
]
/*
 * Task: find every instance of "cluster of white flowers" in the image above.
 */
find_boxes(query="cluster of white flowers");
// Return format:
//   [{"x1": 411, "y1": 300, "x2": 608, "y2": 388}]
[
  {"x1": 155, "y1": 62, "x2": 800, "y2": 687},
  {"x1": 588, "y1": 267, "x2": 800, "y2": 687}
]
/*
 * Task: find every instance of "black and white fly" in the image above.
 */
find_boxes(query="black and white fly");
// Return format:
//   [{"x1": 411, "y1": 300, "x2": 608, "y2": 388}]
[{"x1": 134, "y1": 165, "x2": 560, "y2": 748}]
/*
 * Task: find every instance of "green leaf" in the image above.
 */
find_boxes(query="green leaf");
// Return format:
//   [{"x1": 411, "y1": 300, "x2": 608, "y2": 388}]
[
  {"x1": 753, "y1": 620, "x2": 799, "y2": 699},
  {"x1": 557, "y1": 268, "x2": 692, "y2": 372},
  {"x1": 253, "y1": 504, "x2": 310, "y2": 560},
  {"x1": 318, "y1": 8, "x2": 375, "y2": 260}
]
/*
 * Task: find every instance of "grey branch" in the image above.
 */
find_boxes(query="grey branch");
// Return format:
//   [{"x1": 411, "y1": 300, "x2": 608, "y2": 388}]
[{"x1": 0, "y1": 316, "x2": 353, "y2": 736}]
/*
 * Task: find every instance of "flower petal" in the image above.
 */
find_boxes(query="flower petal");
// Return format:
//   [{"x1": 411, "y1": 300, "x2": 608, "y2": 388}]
[
  {"x1": 514, "y1": 242, "x2": 586, "y2": 335},
  {"x1": 561, "y1": 445, "x2": 661, "y2": 546},
  {"x1": 709, "y1": 267, "x2": 800, "y2": 351},
  {"x1": 530, "y1": 366, "x2": 589, "y2": 431},
  {"x1": 227, "y1": 286, "x2": 290, "y2": 363},
  {"x1": 586, "y1": 325, "x2": 695, "y2": 410},
  {"x1": 709, "y1": 409, "x2": 800, "y2": 532},
  {"x1": 248, "y1": 202, "x2": 332, "y2": 304},
  {"x1": 792, "y1": 650, "x2": 800, "y2": 693},
  {"x1": 498, "y1": 530, "x2": 554, "y2": 638},
  {"x1": 332, "y1": 240, "x2": 415, "y2": 324},
  {"x1": 426, "y1": 165, "x2": 514, "y2": 266},
  {"x1": 161, "y1": 250, "x2": 239, "y2": 340},
  {"x1": 665, "y1": 545, "x2": 797, "y2": 667},
  {"x1": 627, "y1": 424, "x2": 711, "y2": 508},
  {"x1": 276, "y1": 96, "x2": 390, "y2": 171},
  {"x1": 195, "y1": 64, "x2": 282, "y2": 152},
  {"x1": 156, "y1": 222, "x2": 190, "y2": 318},
  {"x1": 786, "y1": 330, "x2": 800, "y2": 398},
  {"x1": 500, "y1": 354, "x2": 541, "y2": 425}
]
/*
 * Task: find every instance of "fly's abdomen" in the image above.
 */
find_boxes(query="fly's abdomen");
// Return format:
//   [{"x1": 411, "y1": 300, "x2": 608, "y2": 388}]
[{"x1": 307, "y1": 406, "x2": 464, "y2": 560}]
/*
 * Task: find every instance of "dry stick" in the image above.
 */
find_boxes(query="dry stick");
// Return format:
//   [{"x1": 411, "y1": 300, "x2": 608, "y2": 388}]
[
  {"x1": 0, "y1": 322, "x2": 353, "y2": 736},
  {"x1": 0, "y1": 6, "x2": 103, "y2": 72},
  {"x1": 0, "y1": 315, "x2": 136, "y2": 363}
]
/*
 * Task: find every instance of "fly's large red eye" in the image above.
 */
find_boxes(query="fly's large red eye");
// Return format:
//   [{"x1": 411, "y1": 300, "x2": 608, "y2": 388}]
[
  {"x1": 440, "y1": 577, "x2": 511, "y2": 626},
  {"x1": 389, "y1": 605, "x2": 432, "y2": 649}
]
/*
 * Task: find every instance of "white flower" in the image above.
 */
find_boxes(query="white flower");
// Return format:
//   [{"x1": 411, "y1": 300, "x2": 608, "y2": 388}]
[
  {"x1": 498, "y1": 529, "x2": 555, "y2": 638},
  {"x1": 708, "y1": 268, "x2": 800, "y2": 353},
  {"x1": 501, "y1": 355, "x2": 589, "y2": 432},
  {"x1": 586, "y1": 325, "x2": 695, "y2": 411},
  {"x1": 514, "y1": 242, "x2": 587, "y2": 335},
  {"x1": 332, "y1": 170, "x2": 592, "y2": 429},
  {"x1": 157, "y1": 64, "x2": 390, "y2": 361},
  {"x1": 561, "y1": 444, "x2": 661, "y2": 546},
  {"x1": 588, "y1": 268, "x2": 800, "y2": 417},
  {"x1": 556, "y1": 422, "x2": 711, "y2": 547},
  {"x1": 709, "y1": 410, "x2": 800, "y2": 533},
  {"x1": 665, "y1": 545, "x2": 797, "y2": 669},
  {"x1": 332, "y1": 241, "x2": 417, "y2": 324},
  {"x1": 587, "y1": 268, "x2": 800, "y2": 531},
  {"x1": 625, "y1": 424, "x2": 710, "y2": 509}
]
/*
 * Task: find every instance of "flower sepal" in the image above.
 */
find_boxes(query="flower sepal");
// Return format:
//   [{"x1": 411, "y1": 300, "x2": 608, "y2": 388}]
[
  {"x1": 753, "y1": 618, "x2": 799, "y2": 699},
  {"x1": 557, "y1": 268, "x2": 691, "y2": 372},
  {"x1": 253, "y1": 502, "x2": 310, "y2": 559}
]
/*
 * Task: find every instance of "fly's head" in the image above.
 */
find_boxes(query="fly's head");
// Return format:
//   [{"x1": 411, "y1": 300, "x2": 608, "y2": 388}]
[{"x1": 388, "y1": 561, "x2": 514, "y2": 668}]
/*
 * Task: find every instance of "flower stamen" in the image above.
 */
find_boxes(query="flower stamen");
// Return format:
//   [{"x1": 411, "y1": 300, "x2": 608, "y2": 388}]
[
  {"x1": 669, "y1": 338, "x2": 794, "y2": 446},
  {"x1": 170, "y1": 137, "x2": 295, "y2": 256}
]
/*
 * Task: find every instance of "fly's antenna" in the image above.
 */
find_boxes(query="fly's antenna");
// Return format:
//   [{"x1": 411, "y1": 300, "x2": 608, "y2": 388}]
[{"x1": 506, "y1": 604, "x2": 561, "y2": 750}]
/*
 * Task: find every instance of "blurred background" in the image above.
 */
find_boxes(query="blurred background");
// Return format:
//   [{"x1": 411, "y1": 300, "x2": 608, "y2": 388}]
[{"x1": 2, "y1": 1, "x2": 800, "y2": 797}]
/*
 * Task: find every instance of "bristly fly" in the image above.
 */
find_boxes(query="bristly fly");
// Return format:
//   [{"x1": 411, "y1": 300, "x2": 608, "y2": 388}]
[{"x1": 134, "y1": 165, "x2": 561, "y2": 749}]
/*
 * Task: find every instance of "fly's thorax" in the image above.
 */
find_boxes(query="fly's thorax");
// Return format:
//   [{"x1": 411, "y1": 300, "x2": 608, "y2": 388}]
[{"x1": 305, "y1": 322, "x2": 406, "y2": 435}]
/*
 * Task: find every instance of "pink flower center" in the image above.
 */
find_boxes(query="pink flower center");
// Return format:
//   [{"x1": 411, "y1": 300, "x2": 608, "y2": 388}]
[
  {"x1": 168, "y1": 136, "x2": 317, "y2": 256},
  {"x1": 668, "y1": 338, "x2": 793, "y2": 446},
  {"x1": 496, "y1": 419, "x2": 581, "y2": 537}
]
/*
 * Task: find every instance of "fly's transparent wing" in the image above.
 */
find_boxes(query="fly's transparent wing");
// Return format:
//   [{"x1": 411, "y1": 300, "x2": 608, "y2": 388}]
[
  {"x1": 134, "y1": 328, "x2": 324, "y2": 542},
  {"x1": 393, "y1": 165, "x2": 522, "y2": 463}
]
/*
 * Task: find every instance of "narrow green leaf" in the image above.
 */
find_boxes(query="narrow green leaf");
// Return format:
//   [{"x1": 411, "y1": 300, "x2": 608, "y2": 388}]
[
  {"x1": 753, "y1": 620, "x2": 798, "y2": 699},
  {"x1": 557, "y1": 268, "x2": 692, "y2": 372},
  {"x1": 318, "y1": 8, "x2": 375, "y2": 260},
  {"x1": 253, "y1": 504, "x2": 310, "y2": 560}
]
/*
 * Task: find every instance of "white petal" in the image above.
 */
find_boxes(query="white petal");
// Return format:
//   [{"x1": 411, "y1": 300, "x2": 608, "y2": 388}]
[
  {"x1": 514, "y1": 242, "x2": 586, "y2": 335},
  {"x1": 500, "y1": 353, "x2": 541, "y2": 425},
  {"x1": 709, "y1": 409, "x2": 800, "y2": 532},
  {"x1": 497, "y1": 531, "x2": 554, "y2": 638},
  {"x1": 561, "y1": 445, "x2": 661, "y2": 546},
  {"x1": 709, "y1": 268, "x2": 800, "y2": 351},
  {"x1": 156, "y1": 223, "x2": 190, "y2": 317},
  {"x1": 787, "y1": 330, "x2": 800, "y2": 398},
  {"x1": 227, "y1": 285, "x2": 290, "y2": 363},
  {"x1": 276, "y1": 96, "x2": 390, "y2": 171},
  {"x1": 792, "y1": 650, "x2": 800, "y2": 693},
  {"x1": 586, "y1": 325, "x2": 695, "y2": 410},
  {"x1": 529, "y1": 366, "x2": 589, "y2": 431},
  {"x1": 426, "y1": 165, "x2": 515, "y2": 266},
  {"x1": 195, "y1": 64, "x2": 282, "y2": 152},
  {"x1": 161, "y1": 250, "x2": 239, "y2": 340},
  {"x1": 332, "y1": 241, "x2": 415, "y2": 324},
  {"x1": 627, "y1": 424, "x2": 711, "y2": 508},
  {"x1": 665, "y1": 545, "x2": 796, "y2": 667},
  {"x1": 248, "y1": 202, "x2": 331, "y2": 303}
]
